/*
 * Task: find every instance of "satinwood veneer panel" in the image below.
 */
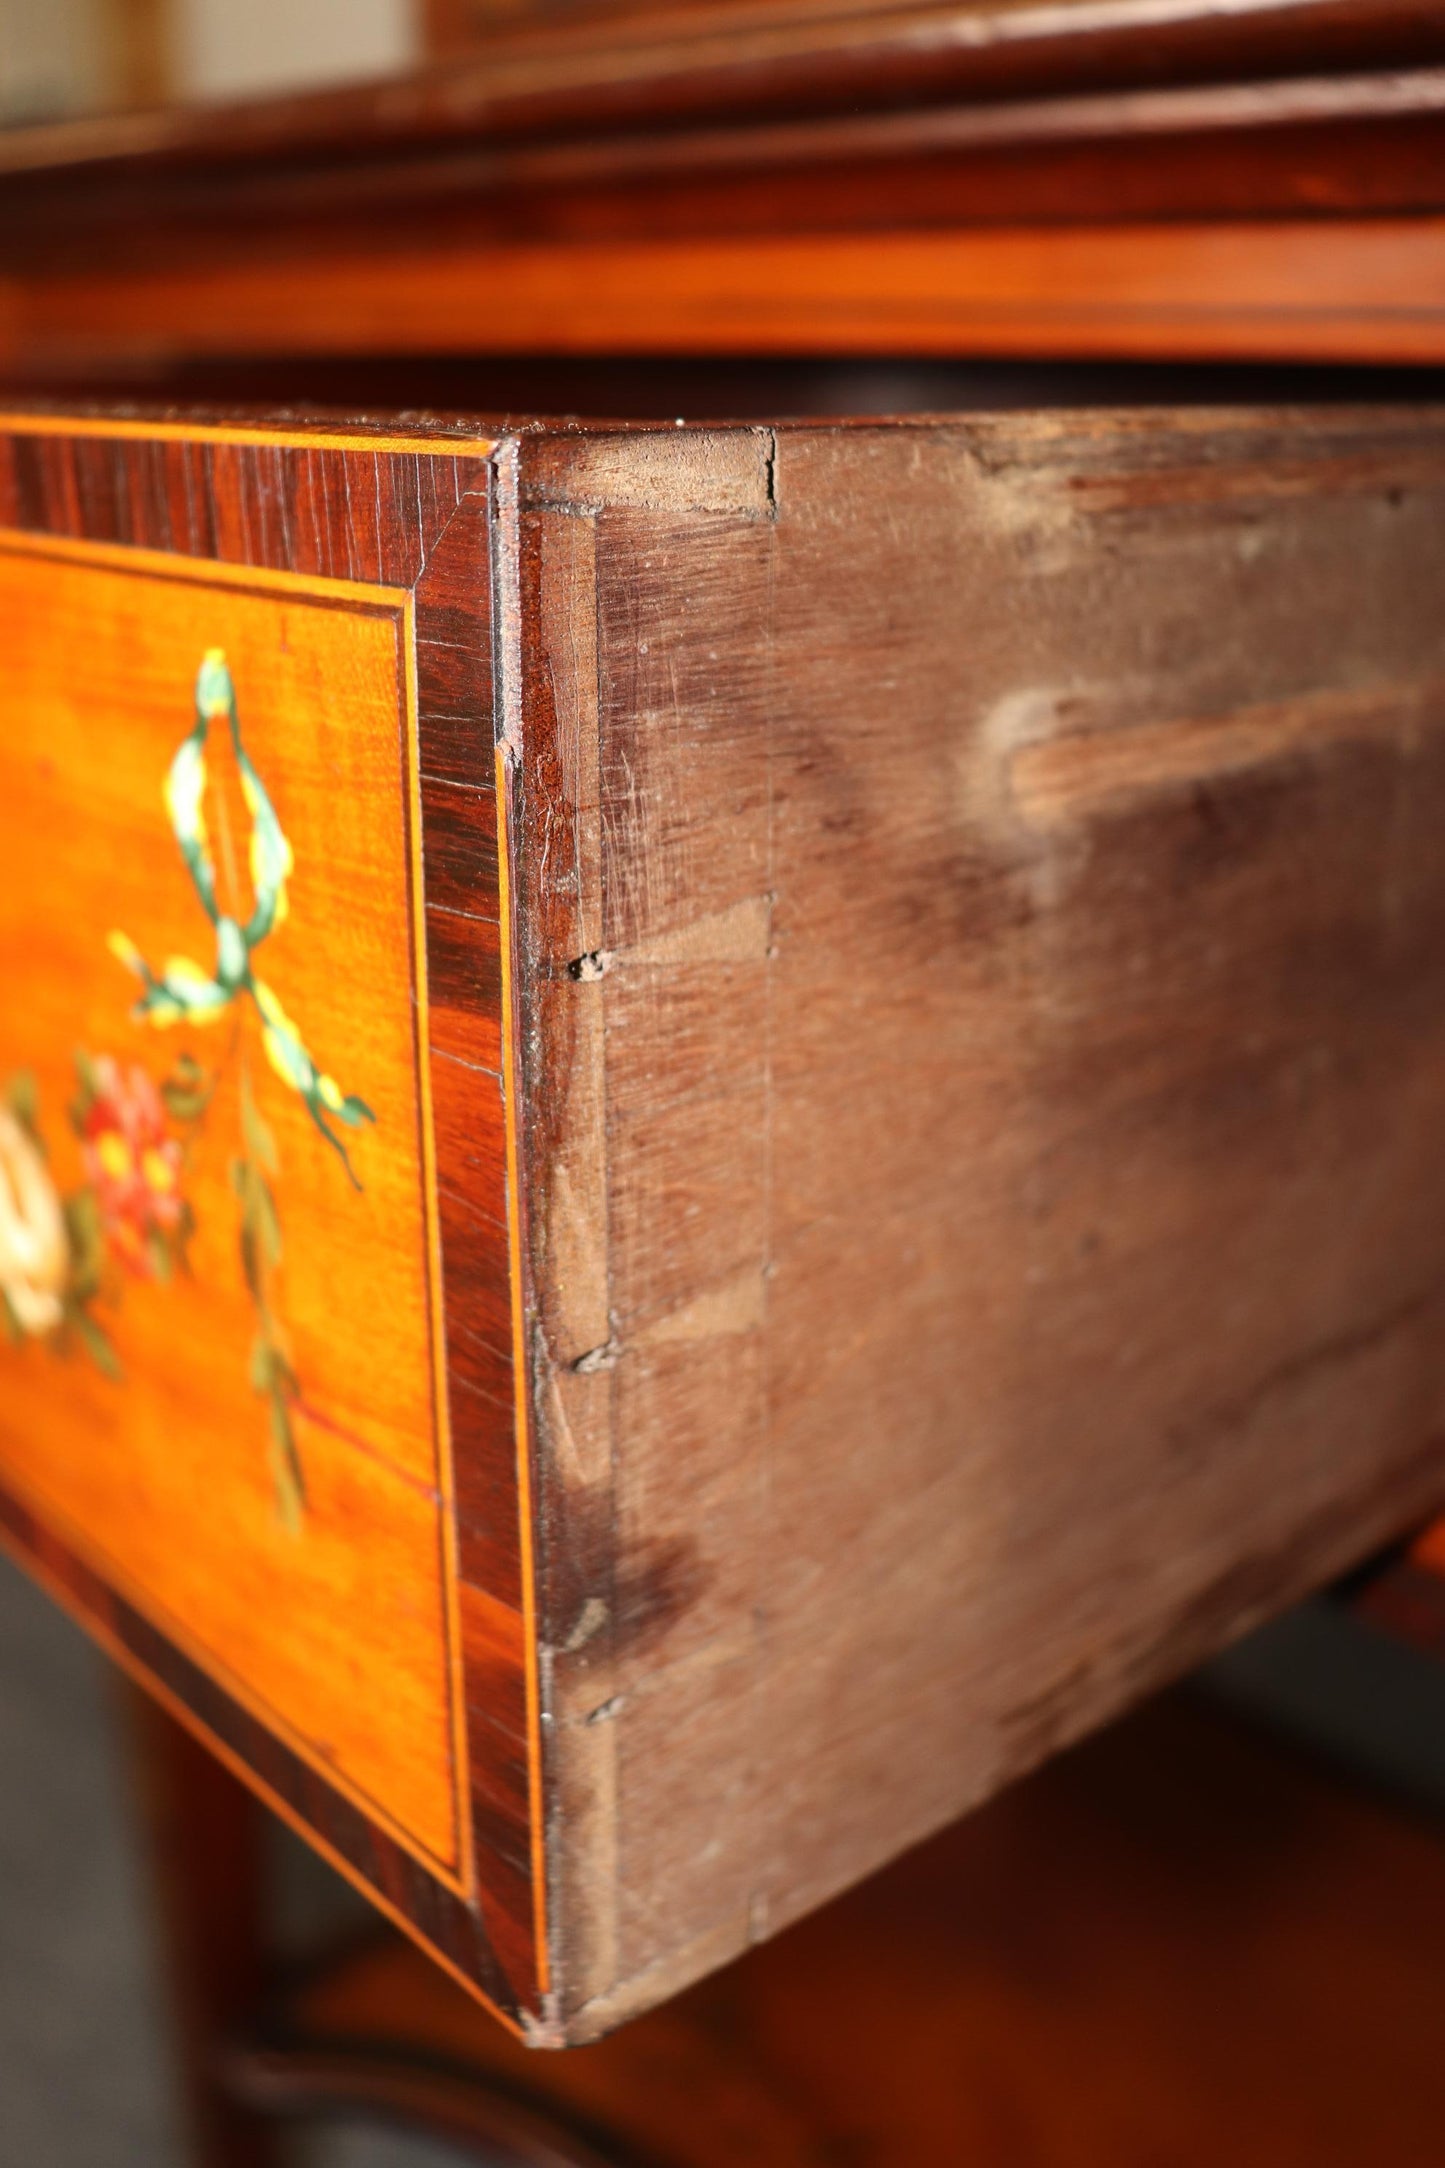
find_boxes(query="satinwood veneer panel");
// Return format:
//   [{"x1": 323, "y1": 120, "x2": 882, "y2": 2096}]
[{"x1": 0, "y1": 416, "x2": 543, "y2": 2034}]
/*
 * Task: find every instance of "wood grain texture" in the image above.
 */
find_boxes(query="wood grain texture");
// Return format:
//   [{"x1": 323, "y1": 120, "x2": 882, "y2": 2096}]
[
  {"x1": 0, "y1": 418, "x2": 543, "y2": 2030},
  {"x1": 8, "y1": 221, "x2": 1445, "y2": 369},
  {"x1": 509, "y1": 406, "x2": 1445, "y2": 2035}
]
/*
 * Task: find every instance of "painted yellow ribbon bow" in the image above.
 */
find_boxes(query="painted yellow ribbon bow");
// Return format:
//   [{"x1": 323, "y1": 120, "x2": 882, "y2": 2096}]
[{"x1": 108, "y1": 650, "x2": 375, "y2": 1185}]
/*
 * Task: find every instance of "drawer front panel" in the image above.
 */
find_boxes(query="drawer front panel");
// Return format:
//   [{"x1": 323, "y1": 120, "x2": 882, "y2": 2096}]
[{"x1": 0, "y1": 421, "x2": 542, "y2": 2027}]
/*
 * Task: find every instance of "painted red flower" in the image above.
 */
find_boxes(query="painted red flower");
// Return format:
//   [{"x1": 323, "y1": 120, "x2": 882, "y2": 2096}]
[{"x1": 81, "y1": 1057, "x2": 185, "y2": 1278}]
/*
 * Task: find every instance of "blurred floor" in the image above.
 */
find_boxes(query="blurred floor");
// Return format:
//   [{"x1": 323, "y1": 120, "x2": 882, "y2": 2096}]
[
  {"x1": 0, "y1": 1545, "x2": 180, "y2": 2168},
  {"x1": 0, "y1": 1549, "x2": 464, "y2": 2168},
  {"x1": 4, "y1": 1540, "x2": 1445, "y2": 2166}
]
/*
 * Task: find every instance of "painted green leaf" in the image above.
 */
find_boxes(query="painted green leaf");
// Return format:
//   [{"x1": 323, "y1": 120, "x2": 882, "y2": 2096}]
[
  {"x1": 250, "y1": 1333, "x2": 274, "y2": 1394},
  {"x1": 267, "y1": 1390, "x2": 305, "y2": 1537},
  {"x1": 160, "y1": 1052, "x2": 215, "y2": 1126},
  {"x1": 70, "y1": 1305, "x2": 122, "y2": 1382},
  {"x1": 239, "y1": 1067, "x2": 278, "y2": 1177},
  {"x1": 5, "y1": 1070, "x2": 39, "y2": 1131},
  {"x1": 253, "y1": 1175, "x2": 281, "y2": 1270},
  {"x1": 63, "y1": 1189, "x2": 105, "y2": 1301}
]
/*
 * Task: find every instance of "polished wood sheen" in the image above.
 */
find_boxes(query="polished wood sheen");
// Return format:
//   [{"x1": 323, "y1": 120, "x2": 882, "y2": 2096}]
[{"x1": 8, "y1": 221, "x2": 1445, "y2": 366}]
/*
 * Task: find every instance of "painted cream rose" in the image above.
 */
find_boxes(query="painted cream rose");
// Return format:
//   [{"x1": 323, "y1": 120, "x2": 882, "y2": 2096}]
[{"x1": 0, "y1": 1106, "x2": 69, "y2": 1337}]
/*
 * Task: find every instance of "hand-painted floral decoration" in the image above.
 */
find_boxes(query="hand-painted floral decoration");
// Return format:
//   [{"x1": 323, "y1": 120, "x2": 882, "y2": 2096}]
[
  {"x1": 0, "y1": 1063, "x2": 160, "y2": 1380},
  {"x1": 108, "y1": 648, "x2": 375, "y2": 1184},
  {"x1": 0, "y1": 1094, "x2": 70, "y2": 1341},
  {"x1": 78, "y1": 1055, "x2": 190, "y2": 1281},
  {"x1": 1, "y1": 652, "x2": 376, "y2": 1530}
]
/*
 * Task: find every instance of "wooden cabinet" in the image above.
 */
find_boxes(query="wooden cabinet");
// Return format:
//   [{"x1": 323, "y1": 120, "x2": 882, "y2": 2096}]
[
  {"x1": 3, "y1": 401, "x2": 1445, "y2": 2043},
  {"x1": 5, "y1": 1, "x2": 1445, "y2": 370}
]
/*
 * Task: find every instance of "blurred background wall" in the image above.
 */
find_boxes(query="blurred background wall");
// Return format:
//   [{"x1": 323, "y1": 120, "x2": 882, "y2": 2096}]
[
  {"x1": 0, "y1": 0, "x2": 420, "y2": 123},
  {"x1": 177, "y1": 0, "x2": 415, "y2": 102},
  {"x1": 0, "y1": 0, "x2": 115, "y2": 126}
]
